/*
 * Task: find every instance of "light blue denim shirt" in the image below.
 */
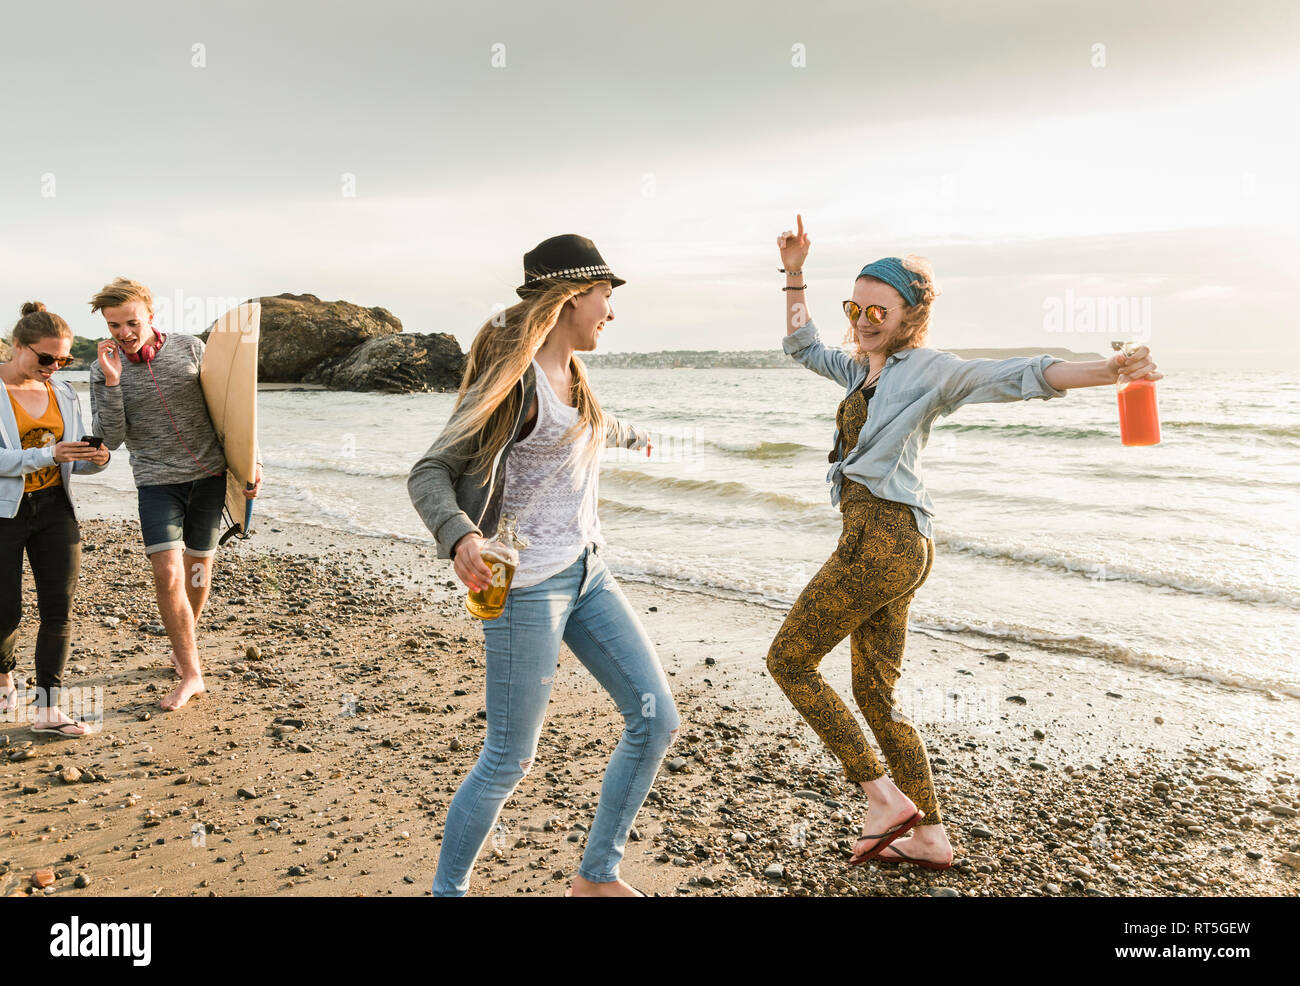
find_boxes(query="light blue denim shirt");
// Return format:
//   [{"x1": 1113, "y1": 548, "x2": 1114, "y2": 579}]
[{"x1": 783, "y1": 319, "x2": 1067, "y2": 539}]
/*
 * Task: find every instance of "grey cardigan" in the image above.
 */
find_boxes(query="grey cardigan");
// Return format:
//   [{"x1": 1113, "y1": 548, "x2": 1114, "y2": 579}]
[{"x1": 408, "y1": 362, "x2": 650, "y2": 559}]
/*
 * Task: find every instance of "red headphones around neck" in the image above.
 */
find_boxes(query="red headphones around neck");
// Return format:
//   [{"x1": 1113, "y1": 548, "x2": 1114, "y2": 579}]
[{"x1": 125, "y1": 329, "x2": 167, "y2": 363}]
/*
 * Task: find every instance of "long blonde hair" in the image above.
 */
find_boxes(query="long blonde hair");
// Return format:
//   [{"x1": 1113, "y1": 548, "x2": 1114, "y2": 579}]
[{"x1": 441, "y1": 280, "x2": 608, "y2": 483}]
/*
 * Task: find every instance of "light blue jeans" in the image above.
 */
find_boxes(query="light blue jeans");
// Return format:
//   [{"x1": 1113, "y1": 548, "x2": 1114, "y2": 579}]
[{"x1": 432, "y1": 543, "x2": 680, "y2": 896}]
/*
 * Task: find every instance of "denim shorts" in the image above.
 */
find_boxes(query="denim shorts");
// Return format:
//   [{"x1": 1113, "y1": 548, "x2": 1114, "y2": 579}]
[{"x1": 137, "y1": 474, "x2": 227, "y2": 557}]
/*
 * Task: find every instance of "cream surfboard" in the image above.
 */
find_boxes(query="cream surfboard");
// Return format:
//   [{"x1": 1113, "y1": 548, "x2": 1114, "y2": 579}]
[{"x1": 200, "y1": 302, "x2": 259, "y2": 542}]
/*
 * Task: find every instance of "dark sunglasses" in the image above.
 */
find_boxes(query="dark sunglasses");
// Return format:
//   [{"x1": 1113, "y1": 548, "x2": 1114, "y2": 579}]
[
  {"x1": 843, "y1": 300, "x2": 890, "y2": 325},
  {"x1": 34, "y1": 352, "x2": 76, "y2": 369}
]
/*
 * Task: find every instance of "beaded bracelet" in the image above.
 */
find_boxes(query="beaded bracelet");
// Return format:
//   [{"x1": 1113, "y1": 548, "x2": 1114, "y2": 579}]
[
  {"x1": 779, "y1": 267, "x2": 803, "y2": 276},
  {"x1": 782, "y1": 285, "x2": 806, "y2": 291}
]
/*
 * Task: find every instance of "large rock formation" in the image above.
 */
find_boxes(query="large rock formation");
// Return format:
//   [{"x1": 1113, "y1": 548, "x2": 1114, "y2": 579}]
[
  {"x1": 306, "y1": 332, "x2": 466, "y2": 393},
  {"x1": 256, "y1": 293, "x2": 403, "y2": 382}
]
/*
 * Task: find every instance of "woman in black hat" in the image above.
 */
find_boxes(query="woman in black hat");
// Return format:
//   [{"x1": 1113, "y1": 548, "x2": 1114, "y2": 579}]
[{"x1": 409, "y1": 234, "x2": 679, "y2": 897}]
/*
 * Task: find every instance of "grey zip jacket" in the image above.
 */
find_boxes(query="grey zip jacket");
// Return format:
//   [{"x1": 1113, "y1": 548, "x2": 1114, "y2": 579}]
[{"x1": 408, "y1": 362, "x2": 651, "y2": 559}]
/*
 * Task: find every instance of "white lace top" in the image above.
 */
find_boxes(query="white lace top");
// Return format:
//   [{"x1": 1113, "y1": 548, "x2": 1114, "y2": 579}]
[{"x1": 500, "y1": 360, "x2": 605, "y2": 588}]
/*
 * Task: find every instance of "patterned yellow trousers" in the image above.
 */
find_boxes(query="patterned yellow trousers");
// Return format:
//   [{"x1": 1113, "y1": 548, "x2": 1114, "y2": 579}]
[{"x1": 766, "y1": 482, "x2": 942, "y2": 825}]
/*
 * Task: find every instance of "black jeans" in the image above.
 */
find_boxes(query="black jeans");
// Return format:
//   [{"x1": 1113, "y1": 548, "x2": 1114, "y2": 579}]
[{"x1": 0, "y1": 485, "x2": 81, "y2": 706}]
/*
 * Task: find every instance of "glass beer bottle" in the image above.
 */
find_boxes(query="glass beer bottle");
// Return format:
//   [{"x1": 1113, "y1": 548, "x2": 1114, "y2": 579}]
[
  {"x1": 466, "y1": 513, "x2": 528, "y2": 620},
  {"x1": 1111, "y1": 340, "x2": 1161, "y2": 447}
]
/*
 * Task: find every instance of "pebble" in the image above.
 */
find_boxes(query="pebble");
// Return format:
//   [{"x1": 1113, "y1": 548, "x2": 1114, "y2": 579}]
[
  {"x1": 667, "y1": 757, "x2": 687, "y2": 773},
  {"x1": 928, "y1": 887, "x2": 960, "y2": 897},
  {"x1": 763, "y1": 863, "x2": 785, "y2": 880},
  {"x1": 59, "y1": 767, "x2": 82, "y2": 784}
]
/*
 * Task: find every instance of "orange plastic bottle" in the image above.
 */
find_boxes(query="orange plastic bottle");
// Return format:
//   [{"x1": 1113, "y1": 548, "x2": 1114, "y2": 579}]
[{"x1": 1111, "y1": 341, "x2": 1161, "y2": 446}]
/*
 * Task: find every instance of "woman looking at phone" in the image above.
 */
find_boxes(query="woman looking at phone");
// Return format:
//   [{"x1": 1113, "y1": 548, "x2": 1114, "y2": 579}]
[{"x1": 0, "y1": 303, "x2": 110, "y2": 736}]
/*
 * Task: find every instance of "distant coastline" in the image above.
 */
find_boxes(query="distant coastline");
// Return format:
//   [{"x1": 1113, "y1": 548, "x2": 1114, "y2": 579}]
[
  {"x1": 582, "y1": 347, "x2": 1105, "y2": 369},
  {"x1": 13, "y1": 337, "x2": 1105, "y2": 377}
]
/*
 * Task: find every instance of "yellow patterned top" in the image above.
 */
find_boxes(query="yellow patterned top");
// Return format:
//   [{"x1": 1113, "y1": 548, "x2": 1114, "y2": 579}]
[{"x1": 10, "y1": 383, "x2": 63, "y2": 493}]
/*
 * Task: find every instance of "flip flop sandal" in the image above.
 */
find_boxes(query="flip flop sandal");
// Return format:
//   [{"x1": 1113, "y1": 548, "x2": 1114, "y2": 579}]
[
  {"x1": 847, "y1": 810, "x2": 924, "y2": 866},
  {"x1": 31, "y1": 719, "x2": 89, "y2": 737},
  {"x1": 564, "y1": 885, "x2": 652, "y2": 897},
  {"x1": 874, "y1": 845, "x2": 954, "y2": 870}
]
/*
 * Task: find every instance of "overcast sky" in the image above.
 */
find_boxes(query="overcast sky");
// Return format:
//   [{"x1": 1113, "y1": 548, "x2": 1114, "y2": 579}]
[{"x1": 1, "y1": 0, "x2": 1296, "y2": 369}]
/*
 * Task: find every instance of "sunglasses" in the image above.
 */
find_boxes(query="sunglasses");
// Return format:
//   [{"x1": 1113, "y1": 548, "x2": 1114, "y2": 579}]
[
  {"x1": 34, "y1": 352, "x2": 75, "y2": 369},
  {"x1": 843, "y1": 300, "x2": 891, "y2": 325}
]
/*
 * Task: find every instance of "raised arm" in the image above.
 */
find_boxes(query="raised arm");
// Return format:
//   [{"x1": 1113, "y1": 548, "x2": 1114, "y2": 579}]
[
  {"x1": 90, "y1": 340, "x2": 127, "y2": 450},
  {"x1": 777, "y1": 214, "x2": 858, "y2": 388},
  {"x1": 780, "y1": 214, "x2": 813, "y2": 339}
]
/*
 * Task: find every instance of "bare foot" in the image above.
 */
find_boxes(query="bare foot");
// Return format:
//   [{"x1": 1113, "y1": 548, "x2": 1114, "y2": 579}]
[
  {"x1": 161, "y1": 674, "x2": 206, "y2": 711},
  {"x1": 566, "y1": 875, "x2": 646, "y2": 897}
]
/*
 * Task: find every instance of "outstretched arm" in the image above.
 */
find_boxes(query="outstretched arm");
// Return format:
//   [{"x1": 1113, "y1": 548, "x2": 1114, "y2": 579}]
[
  {"x1": 605, "y1": 414, "x2": 652, "y2": 455},
  {"x1": 1043, "y1": 345, "x2": 1162, "y2": 390}
]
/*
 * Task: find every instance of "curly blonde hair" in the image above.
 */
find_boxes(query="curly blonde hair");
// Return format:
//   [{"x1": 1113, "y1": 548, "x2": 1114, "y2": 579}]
[{"x1": 843, "y1": 254, "x2": 941, "y2": 364}]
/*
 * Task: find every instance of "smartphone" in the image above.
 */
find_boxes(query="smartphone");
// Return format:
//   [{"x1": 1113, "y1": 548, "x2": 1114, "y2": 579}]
[{"x1": 80, "y1": 435, "x2": 103, "y2": 448}]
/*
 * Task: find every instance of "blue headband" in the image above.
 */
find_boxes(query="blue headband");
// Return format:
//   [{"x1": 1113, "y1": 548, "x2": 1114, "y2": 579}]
[{"x1": 857, "y1": 257, "x2": 920, "y2": 307}]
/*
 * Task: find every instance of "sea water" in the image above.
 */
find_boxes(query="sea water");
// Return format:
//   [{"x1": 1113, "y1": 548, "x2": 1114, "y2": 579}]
[{"x1": 66, "y1": 365, "x2": 1300, "y2": 700}]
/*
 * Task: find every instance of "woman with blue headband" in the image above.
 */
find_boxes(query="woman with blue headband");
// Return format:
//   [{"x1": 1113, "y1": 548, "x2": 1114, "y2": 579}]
[{"x1": 766, "y1": 215, "x2": 1161, "y2": 870}]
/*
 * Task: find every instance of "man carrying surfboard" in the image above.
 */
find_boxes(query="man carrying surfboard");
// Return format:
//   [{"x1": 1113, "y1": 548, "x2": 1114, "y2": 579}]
[{"x1": 88, "y1": 278, "x2": 263, "y2": 711}]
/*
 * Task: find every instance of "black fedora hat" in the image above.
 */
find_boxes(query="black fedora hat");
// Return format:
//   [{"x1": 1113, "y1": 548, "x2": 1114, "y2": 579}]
[{"x1": 515, "y1": 233, "x2": 626, "y2": 299}]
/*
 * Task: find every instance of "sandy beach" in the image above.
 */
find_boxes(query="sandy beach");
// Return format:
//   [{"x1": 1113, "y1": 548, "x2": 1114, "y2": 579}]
[{"x1": 1, "y1": 515, "x2": 1296, "y2": 898}]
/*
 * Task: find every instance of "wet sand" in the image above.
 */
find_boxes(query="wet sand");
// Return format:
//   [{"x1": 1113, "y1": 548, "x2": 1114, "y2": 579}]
[{"x1": 1, "y1": 516, "x2": 1297, "y2": 897}]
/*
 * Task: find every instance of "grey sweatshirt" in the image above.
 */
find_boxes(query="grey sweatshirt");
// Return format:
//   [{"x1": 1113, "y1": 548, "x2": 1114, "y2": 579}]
[{"x1": 89, "y1": 333, "x2": 228, "y2": 488}]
